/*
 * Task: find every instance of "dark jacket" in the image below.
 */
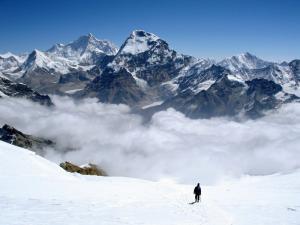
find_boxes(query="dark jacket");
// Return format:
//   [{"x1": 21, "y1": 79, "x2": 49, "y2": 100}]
[{"x1": 194, "y1": 184, "x2": 201, "y2": 195}]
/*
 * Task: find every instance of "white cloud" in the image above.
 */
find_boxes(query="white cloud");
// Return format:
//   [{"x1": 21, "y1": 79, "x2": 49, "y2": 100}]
[{"x1": 0, "y1": 96, "x2": 300, "y2": 184}]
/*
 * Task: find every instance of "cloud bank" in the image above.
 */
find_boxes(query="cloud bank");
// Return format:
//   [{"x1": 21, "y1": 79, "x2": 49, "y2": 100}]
[{"x1": 0, "y1": 96, "x2": 300, "y2": 184}]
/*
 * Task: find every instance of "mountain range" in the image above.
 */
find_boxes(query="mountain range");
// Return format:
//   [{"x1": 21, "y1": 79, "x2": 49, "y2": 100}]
[{"x1": 1, "y1": 30, "x2": 299, "y2": 119}]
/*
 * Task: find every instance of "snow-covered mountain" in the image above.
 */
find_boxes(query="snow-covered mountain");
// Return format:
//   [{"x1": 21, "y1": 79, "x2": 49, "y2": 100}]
[
  {"x1": 0, "y1": 34, "x2": 118, "y2": 94},
  {"x1": 217, "y1": 53, "x2": 300, "y2": 95},
  {"x1": 21, "y1": 49, "x2": 75, "y2": 74},
  {"x1": 1, "y1": 140, "x2": 299, "y2": 225},
  {"x1": 219, "y1": 52, "x2": 272, "y2": 72},
  {"x1": 0, "y1": 30, "x2": 299, "y2": 118},
  {"x1": 143, "y1": 74, "x2": 299, "y2": 119},
  {"x1": 80, "y1": 30, "x2": 195, "y2": 105},
  {"x1": 108, "y1": 30, "x2": 193, "y2": 86},
  {"x1": 0, "y1": 34, "x2": 118, "y2": 93},
  {"x1": 0, "y1": 52, "x2": 27, "y2": 73},
  {"x1": 47, "y1": 33, "x2": 118, "y2": 65},
  {"x1": 21, "y1": 33, "x2": 118, "y2": 75}
]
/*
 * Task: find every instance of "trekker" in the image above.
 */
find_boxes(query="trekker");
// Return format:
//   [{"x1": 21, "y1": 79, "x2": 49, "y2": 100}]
[{"x1": 194, "y1": 183, "x2": 201, "y2": 202}]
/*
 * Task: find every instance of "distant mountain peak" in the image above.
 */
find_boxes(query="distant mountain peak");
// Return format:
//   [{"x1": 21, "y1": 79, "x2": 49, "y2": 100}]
[
  {"x1": 87, "y1": 32, "x2": 95, "y2": 38},
  {"x1": 119, "y1": 30, "x2": 161, "y2": 55},
  {"x1": 231, "y1": 52, "x2": 260, "y2": 61},
  {"x1": 239, "y1": 52, "x2": 255, "y2": 57},
  {"x1": 130, "y1": 30, "x2": 159, "y2": 39},
  {"x1": 75, "y1": 33, "x2": 99, "y2": 45},
  {"x1": 22, "y1": 49, "x2": 50, "y2": 71},
  {"x1": 219, "y1": 52, "x2": 272, "y2": 72},
  {"x1": 0, "y1": 52, "x2": 15, "y2": 58},
  {"x1": 46, "y1": 34, "x2": 118, "y2": 64},
  {"x1": 0, "y1": 52, "x2": 27, "y2": 62}
]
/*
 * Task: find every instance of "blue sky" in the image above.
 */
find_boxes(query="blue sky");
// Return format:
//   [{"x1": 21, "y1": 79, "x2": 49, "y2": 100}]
[{"x1": 0, "y1": 0, "x2": 299, "y2": 61}]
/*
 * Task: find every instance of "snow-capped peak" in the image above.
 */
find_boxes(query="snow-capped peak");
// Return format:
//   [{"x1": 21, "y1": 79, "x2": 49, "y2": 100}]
[
  {"x1": 235, "y1": 52, "x2": 264, "y2": 66},
  {"x1": 0, "y1": 52, "x2": 16, "y2": 58},
  {"x1": 22, "y1": 49, "x2": 73, "y2": 74},
  {"x1": 219, "y1": 52, "x2": 272, "y2": 72},
  {"x1": 0, "y1": 52, "x2": 28, "y2": 75},
  {"x1": 47, "y1": 33, "x2": 118, "y2": 64},
  {"x1": 130, "y1": 30, "x2": 160, "y2": 40},
  {"x1": 0, "y1": 52, "x2": 28, "y2": 63},
  {"x1": 119, "y1": 30, "x2": 161, "y2": 55},
  {"x1": 22, "y1": 49, "x2": 52, "y2": 71}
]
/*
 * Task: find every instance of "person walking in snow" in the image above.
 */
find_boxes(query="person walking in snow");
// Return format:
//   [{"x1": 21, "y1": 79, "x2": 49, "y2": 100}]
[{"x1": 194, "y1": 183, "x2": 201, "y2": 203}]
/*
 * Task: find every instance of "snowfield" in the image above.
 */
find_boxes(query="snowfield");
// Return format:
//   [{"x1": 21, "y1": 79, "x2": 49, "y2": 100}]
[{"x1": 0, "y1": 140, "x2": 299, "y2": 225}]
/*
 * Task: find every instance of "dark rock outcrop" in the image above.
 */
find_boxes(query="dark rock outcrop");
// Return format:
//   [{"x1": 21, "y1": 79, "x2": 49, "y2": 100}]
[
  {"x1": 0, "y1": 124, "x2": 54, "y2": 154},
  {"x1": 78, "y1": 68, "x2": 146, "y2": 106},
  {"x1": 178, "y1": 65, "x2": 231, "y2": 93},
  {"x1": 0, "y1": 76, "x2": 53, "y2": 106},
  {"x1": 110, "y1": 30, "x2": 193, "y2": 86},
  {"x1": 60, "y1": 161, "x2": 107, "y2": 176},
  {"x1": 289, "y1": 60, "x2": 300, "y2": 82},
  {"x1": 144, "y1": 76, "x2": 299, "y2": 119}
]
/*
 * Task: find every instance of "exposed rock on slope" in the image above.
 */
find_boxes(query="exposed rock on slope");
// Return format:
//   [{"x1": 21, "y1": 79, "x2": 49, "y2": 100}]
[
  {"x1": 177, "y1": 65, "x2": 231, "y2": 93},
  {"x1": 60, "y1": 161, "x2": 107, "y2": 176},
  {"x1": 289, "y1": 60, "x2": 300, "y2": 82},
  {"x1": 109, "y1": 30, "x2": 193, "y2": 86},
  {"x1": 80, "y1": 30, "x2": 195, "y2": 106},
  {"x1": 78, "y1": 67, "x2": 146, "y2": 106},
  {"x1": 10, "y1": 34, "x2": 118, "y2": 94},
  {"x1": 0, "y1": 75, "x2": 53, "y2": 106},
  {"x1": 144, "y1": 75, "x2": 299, "y2": 119},
  {"x1": 0, "y1": 124, "x2": 54, "y2": 155},
  {"x1": 1, "y1": 31, "x2": 300, "y2": 119}
]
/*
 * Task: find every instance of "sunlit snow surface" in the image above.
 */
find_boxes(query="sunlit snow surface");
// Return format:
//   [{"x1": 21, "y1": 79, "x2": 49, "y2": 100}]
[
  {"x1": 121, "y1": 30, "x2": 160, "y2": 55},
  {"x1": 0, "y1": 141, "x2": 299, "y2": 225}
]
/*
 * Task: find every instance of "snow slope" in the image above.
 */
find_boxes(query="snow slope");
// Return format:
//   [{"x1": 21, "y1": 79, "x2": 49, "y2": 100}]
[
  {"x1": 0, "y1": 140, "x2": 299, "y2": 225},
  {"x1": 120, "y1": 30, "x2": 160, "y2": 55},
  {"x1": 0, "y1": 141, "x2": 230, "y2": 225}
]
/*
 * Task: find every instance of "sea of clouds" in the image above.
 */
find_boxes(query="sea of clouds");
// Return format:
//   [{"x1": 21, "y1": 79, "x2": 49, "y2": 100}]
[{"x1": 0, "y1": 96, "x2": 300, "y2": 184}]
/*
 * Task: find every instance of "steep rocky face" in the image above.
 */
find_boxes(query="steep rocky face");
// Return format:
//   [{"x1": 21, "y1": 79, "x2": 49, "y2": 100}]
[
  {"x1": 177, "y1": 65, "x2": 231, "y2": 93},
  {"x1": 144, "y1": 76, "x2": 298, "y2": 119},
  {"x1": 79, "y1": 67, "x2": 146, "y2": 106},
  {"x1": 160, "y1": 75, "x2": 248, "y2": 118},
  {"x1": 56, "y1": 70, "x2": 99, "y2": 95},
  {"x1": 243, "y1": 64, "x2": 295, "y2": 86},
  {"x1": 19, "y1": 67, "x2": 61, "y2": 94},
  {"x1": 1, "y1": 31, "x2": 299, "y2": 120},
  {"x1": 289, "y1": 60, "x2": 300, "y2": 82},
  {"x1": 0, "y1": 124, "x2": 54, "y2": 155},
  {"x1": 60, "y1": 161, "x2": 107, "y2": 176},
  {"x1": 21, "y1": 49, "x2": 74, "y2": 75},
  {"x1": 216, "y1": 54, "x2": 300, "y2": 95},
  {"x1": 0, "y1": 76, "x2": 53, "y2": 106},
  {"x1": 79, "y1": 30, "x2": 196, "y2": 106},
  {"x1": 109, "y1": 30, "x2": 193, "y2": 86}
]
